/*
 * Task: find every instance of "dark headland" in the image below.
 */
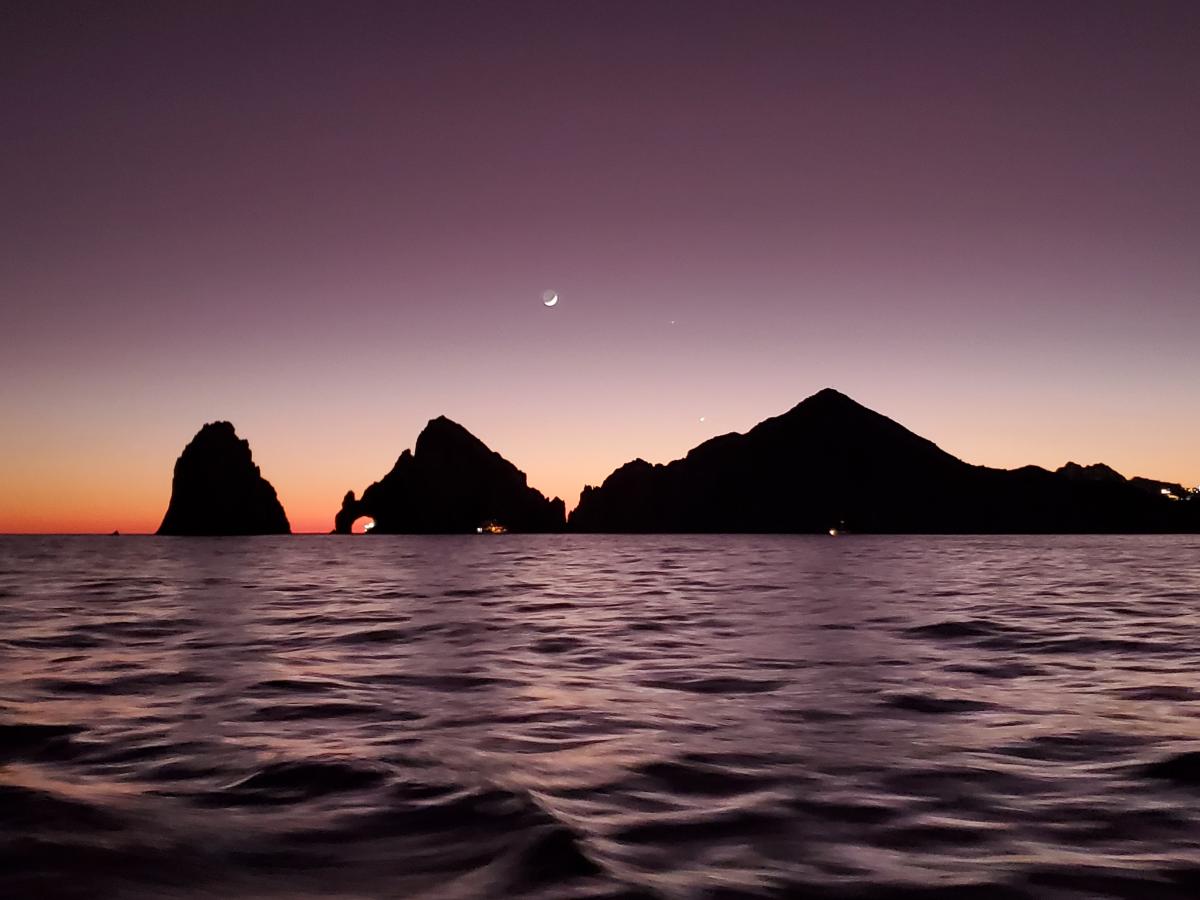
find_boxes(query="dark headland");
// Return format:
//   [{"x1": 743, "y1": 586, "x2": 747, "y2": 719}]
[
  {"x1": 569, "y1": 389, "x2": 1197, "y2": 533},
  {"x1": 157, "y1": 422, "x2": 290, "y2": 535},
  {"x1": 334, "y1": 416, "x2": 566, "y2": 534}
]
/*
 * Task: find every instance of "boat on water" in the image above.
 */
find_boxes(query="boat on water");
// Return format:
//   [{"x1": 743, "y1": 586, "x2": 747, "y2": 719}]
[{"x1": 476, "y1": 520, "x2": 507, "y2": 534}]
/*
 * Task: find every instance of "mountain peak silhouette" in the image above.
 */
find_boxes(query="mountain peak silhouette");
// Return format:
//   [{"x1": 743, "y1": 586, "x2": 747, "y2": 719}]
[
  {"x1": 414, "y1": 415, "x2": 495, "y2": 461},
  {"x1": 570, "y1": 388, "x2": 1196, "y2": 533},
  {"x1": 792, "y1": 386, "x2": 856, "y2": 407}
]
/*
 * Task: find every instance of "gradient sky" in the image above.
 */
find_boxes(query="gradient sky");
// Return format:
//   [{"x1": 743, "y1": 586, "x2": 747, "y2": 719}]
[{"x1": 2, "y1": 1, "x2": 1198, "y2": 533}]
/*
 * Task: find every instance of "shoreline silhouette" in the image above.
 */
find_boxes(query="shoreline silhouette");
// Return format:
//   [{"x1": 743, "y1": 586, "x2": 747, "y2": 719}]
[{"x1": 154, "y1": 389, "x2": 1198, "y2": 536}]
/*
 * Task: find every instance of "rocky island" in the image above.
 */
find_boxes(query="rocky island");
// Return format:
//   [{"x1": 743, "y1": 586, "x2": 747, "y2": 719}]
[
  {"x1": 334, "y1": 416, "x2": 565, "y2": 533},
  {"x1": 157, "y1": 422, "x2": 291, "y2": 535}
]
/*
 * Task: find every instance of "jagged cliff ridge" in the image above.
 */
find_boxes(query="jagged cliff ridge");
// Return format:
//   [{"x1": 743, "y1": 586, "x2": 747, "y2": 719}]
[
  {"x1": 569, "y1": 389, "x2": 1198, "y2": 534},
  {"x1": 158, "y1": 422, "x2": 290, "y2": 535},
  {"x1": 335, "y1": 416, "x2": 565, "y2": 533},
  {"x1": 1056, "y1": 461, "x2": 1190, "y2": 499}
]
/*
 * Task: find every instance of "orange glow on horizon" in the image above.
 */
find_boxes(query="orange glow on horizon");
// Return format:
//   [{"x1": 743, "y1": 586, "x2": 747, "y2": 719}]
[{"x1": 1, "y1": 410, "x2": 1197, "y2": 535}]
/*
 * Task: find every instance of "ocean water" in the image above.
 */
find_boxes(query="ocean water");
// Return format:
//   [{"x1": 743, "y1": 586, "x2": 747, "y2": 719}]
[{"x1": 2, "y1": 535, "x2": 1200, "y2": 900}]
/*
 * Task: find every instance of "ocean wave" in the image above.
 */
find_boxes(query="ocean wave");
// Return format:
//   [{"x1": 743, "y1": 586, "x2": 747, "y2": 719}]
[{"x1": 3, "y1": 534, "x2": 1200, "y2": 898}]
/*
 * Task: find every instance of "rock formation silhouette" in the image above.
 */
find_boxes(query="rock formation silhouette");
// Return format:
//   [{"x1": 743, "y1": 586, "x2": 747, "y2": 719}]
[
  {"x1": 157, "y1": 422, "x2": 291, "y2": 535},
  {"x1": 1058, "y1": 461, "x2": 1190, "y2": 499},
  {"x1": 334, "y1": 416, "x2": 565, "y2": 533},
  {"x1": 569, "y1": 388, "x2": 1198, "y2": 533}
]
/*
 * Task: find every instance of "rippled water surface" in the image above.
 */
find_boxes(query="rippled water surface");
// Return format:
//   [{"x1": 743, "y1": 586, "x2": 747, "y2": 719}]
[{"x1": 3, "y1": 535, "x2": 1200, "y2": 899}]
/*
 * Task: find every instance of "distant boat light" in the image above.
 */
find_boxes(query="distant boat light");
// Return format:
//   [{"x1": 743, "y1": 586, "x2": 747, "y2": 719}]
[{"x1": 364, "y1": 520, "x2": 375, "y2": 531}]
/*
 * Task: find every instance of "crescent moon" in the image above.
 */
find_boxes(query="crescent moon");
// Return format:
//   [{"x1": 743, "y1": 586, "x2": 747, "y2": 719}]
[{"x1": 542, "y1": 290, "x2": 558, "y2": 307}]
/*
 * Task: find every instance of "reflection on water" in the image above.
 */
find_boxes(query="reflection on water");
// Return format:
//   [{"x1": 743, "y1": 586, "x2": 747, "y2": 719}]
[{"x1": 2, "y1": 535, "x2": 1200, "y2": 898}]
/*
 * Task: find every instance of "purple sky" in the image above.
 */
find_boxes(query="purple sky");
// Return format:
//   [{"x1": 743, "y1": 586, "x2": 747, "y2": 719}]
[{"x1": 2, "y1": 1, "x2": 1198, "y2": 532}]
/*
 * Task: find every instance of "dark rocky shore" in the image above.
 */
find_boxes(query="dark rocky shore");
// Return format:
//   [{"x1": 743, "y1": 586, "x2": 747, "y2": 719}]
[
  {"x1": 568, "y1": 389, "x2": 1197, "y2": 533},
  {"x1": 156, "y1": 391, "x2": 1195, "y2": 535}
]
